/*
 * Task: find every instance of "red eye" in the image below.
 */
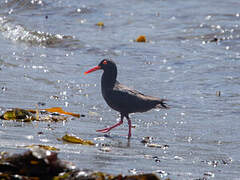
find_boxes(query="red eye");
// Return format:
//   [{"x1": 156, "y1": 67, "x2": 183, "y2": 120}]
[{"x1": 103, "y1": 60, "x2": 107, "y2": 65}]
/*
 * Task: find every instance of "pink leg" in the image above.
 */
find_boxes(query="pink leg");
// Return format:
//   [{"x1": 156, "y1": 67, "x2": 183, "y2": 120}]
[
  {"x1": 126, "y1": 115, "x2": 132, "y2": 138},
  {"x1": 96, "y1": 114, "x2": 123, "y2": 133}
]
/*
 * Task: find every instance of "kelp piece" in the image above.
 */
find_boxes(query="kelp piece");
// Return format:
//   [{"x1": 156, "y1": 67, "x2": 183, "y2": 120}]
[
  {"x1": 29, "y1": 107, "x2": 81, "y2": 118},
  {"x1": 0, "y1": 108, "x2": 35, "y2": 121},
  {"x1": 90, "y1": 172, "x2": 114, "y2": 180},
  {"x1": 96, "y1": 22, "x2": 104, "y2": 27},
  {"x1": 53, "y1": 172, "x2": 71, "y2": 180},
  {"x1": 0, "y1": 108, "x2": 69, "y2": 122},
  {"x1": 44, "y1": 107, "x2": 81, "y2": 118},
  {"x1": 136, "y1": 35, "x2": 147, "y2": 42},
  {"x1": 0, "y1": 107, "x2": 82, "y2": 121},
  {"x1": 23, "y1": 144, "x2": 60, "y2": 151},
  {"x1": 61, "y1": 134, "x2": 95, "y2": 145}
]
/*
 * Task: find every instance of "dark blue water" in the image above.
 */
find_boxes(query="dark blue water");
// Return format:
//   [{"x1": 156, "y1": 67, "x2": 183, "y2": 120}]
[{"x1": 0, "y1": 0, "x2": 240, "y2": 179}]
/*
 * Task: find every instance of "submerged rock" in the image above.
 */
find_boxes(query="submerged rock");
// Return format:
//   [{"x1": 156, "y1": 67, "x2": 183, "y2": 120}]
[
  {"x1": 0, "y1": 148, "x2": 164, "y2": 180},
  {"x1": 0, "y1": 148, "x2": 70, "y2": 179}
]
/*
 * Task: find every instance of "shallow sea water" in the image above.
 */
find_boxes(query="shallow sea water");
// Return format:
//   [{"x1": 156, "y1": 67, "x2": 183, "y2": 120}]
[{"x1": 0, "y1": 0, "x2": 240, "y2": 179}]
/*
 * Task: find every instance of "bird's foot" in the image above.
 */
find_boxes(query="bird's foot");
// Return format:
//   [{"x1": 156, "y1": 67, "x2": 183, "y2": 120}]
[
  {"x1": 96, "y1": 127, "x2": 111, "y2": 133},
  {"x1": 96, "y1": 120, "x2": 123, "y2": 134}
]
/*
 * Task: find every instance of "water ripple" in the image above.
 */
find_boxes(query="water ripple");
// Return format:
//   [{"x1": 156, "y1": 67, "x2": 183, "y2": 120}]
[
  {"x1": 0, "y1": 0, "x2": 45, "y2": 11},
  {"x1": 0, "y1": 16, "x2": 83, "y2": 48}
]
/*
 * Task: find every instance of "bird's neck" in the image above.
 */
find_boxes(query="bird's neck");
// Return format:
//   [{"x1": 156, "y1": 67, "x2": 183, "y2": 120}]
[{"x1": 101, "y1": 70, "x2": 117, "y2": 89}]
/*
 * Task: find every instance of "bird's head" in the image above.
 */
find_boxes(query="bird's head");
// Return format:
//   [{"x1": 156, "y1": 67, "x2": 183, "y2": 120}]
[{"x1": 84, "y1": 59, "x2": 117, "y2": 74}]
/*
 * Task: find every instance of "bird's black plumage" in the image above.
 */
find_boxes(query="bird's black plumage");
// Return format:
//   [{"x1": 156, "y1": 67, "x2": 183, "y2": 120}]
[{"x1": 85, "y1": 59, "x2": 169, "y2": 138}]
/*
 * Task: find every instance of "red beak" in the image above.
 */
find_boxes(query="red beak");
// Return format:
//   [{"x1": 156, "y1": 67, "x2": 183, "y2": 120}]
[{"x1": 84, "y1": 66, "x2": 101, "y2": 75}]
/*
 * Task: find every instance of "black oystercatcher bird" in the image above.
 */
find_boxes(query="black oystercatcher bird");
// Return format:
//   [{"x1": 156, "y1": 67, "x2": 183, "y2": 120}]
[{"x1": 84, "y1": 59, "x2": 169, "y2": 138}]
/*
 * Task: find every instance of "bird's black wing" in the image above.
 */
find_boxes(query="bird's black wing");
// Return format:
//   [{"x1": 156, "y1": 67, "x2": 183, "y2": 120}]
[{"x1": 106, "y1": 82, "x2": 168, "y2": 113}]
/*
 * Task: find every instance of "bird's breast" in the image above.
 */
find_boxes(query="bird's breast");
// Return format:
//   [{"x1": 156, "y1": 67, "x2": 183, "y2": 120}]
[{"x1": 101, "y1": 87, "x2": 123, "y2": 112}]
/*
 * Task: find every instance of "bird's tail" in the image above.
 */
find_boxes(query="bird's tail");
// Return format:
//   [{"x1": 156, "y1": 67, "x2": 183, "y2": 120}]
[{"x1": 156, "y1": 99, "x2": 170, "y2": 109}]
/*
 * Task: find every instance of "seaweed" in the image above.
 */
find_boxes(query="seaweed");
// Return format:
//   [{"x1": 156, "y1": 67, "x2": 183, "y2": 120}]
[{"x1": 0, "y1": 148, "x2": 164, "y2": 180}]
